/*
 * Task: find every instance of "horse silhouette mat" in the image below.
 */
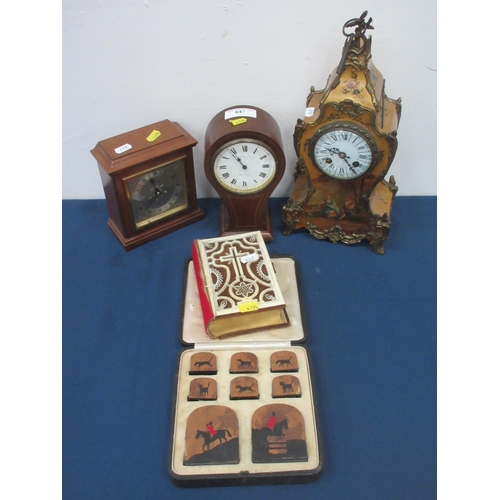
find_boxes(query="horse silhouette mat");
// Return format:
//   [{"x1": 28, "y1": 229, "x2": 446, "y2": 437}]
[
  {"x1": 251, "y1": 403, "x2": 308, "y2": 463},
  {"x1": 183, "y1": 405, "x2": 239, "y2": 466}
]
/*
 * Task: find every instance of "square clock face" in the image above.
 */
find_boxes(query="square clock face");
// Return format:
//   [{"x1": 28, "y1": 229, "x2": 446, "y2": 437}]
[{"x1": 124, "y1": 157, "x2": 190, "y2": 230}]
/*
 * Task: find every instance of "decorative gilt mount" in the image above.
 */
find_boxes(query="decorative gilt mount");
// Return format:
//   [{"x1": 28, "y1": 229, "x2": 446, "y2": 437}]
[{"x1": 282, "y1": 11, "x2": 402, "y2": 254}]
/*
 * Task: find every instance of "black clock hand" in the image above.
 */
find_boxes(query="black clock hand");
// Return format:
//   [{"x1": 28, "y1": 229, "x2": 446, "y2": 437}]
[
  {"x1": 229, "y1": 150, "x2": 248, "y2": 170},
  {"x1": 149, "y1": 178, "x2": 162, "y2": 194},
  {"x1": 346, "y1": 163, "x2": 357, "y2": 173},
  {"x1": 328, "y1": 147, "x2": 350, "y2": 160},
  {"x1": 144, "y1": 195, "x2": 158, "y2": 211},
  {"x1": 327, "y1": 147, "x2": 344, "y2": 157},
  {"x1": 149, "y1": 177, "x2": 168, "y2": 196},
  {"x1": 326, "y1": 147, "x2": 360, "y2": 173},
  {"x1": 339, "y1": 153, "x2": 353, "y2": 168},
  {"x1": 339, "y1": 154, "x2": 359, "y2": 173},
  {"x1": 142, "y1": 179, "x2": 169, "y2": 210},
  {"x1": 145, "y1": 190, "x2": 162, "y2": 209},
  {"x1": 328, "y1": 148, "x2": 358, "y2": 169}
]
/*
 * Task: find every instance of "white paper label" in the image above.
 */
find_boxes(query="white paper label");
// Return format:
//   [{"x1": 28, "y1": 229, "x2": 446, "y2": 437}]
[
  {"x1": 114, "y1": 143, "x2": 132, "y2": 154},
  {"x1": 305, "y1": 107, "x2": 315, "y2": 117},
  {"x1": 224, "y1": 108, "x2": 257, "y2": 120},
  {"x1": 240, "y1": 253, "x2": 259, "y2": 264}
]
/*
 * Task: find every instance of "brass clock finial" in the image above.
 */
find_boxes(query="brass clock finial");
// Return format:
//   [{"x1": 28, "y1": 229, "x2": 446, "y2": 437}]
[
  {"x1": 342, "y1": 11, "x2": 374, "y2": 39},
  {"x1": 321, "y1": 11, "x2": 375, "y2": 107},
  {"x1": 334, "y1": 11, "x2": 374, "y2": 79}
]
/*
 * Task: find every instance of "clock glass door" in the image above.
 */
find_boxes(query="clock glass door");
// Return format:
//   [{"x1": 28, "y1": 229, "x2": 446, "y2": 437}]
[
  {"x1": 310, "y1": 123, "x2": 378, "y2": 180},
  {"x1": 213, "y1": 140, "x2": 277, "y2": 194},
  {"x1": 125, "y1": 158, "x2": 189, "y2": 229}
]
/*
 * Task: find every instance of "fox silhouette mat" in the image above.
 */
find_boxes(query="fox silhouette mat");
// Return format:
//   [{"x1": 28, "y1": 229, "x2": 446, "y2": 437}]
[{"x1": 270, "y1": 351, "x2": 299, "y2": 373}]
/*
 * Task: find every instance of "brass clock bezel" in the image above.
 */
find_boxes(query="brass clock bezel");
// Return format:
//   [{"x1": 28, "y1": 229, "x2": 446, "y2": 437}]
[
  {"x1": 211, "y1": 138, "x2": 279, "y2": 195},
  {"x1": 308, "y1": 121, "x2": 380, "y2": 180},
  {"x1": 123, "y1": 156, "x2": 190, "y2": 230}
]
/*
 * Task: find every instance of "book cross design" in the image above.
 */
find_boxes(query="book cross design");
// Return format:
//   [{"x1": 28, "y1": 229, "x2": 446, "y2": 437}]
[
  {"x1": 192, "y1": 232, "x2": 290, "y2": 338},
  {"x1": 217, "y1": 244, "x2": 258, "y2": 278},
  {"x1": 215, "y1": 246, "x2": 268, "y2": 301},
  {"x1": 205, "y1": 238, "x2": 276, "y2": 310}
]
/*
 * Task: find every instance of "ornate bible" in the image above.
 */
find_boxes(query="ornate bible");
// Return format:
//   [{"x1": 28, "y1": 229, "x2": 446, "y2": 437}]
[{"x1": 191, "y1": 231, "x2": 290, "y2": 338}]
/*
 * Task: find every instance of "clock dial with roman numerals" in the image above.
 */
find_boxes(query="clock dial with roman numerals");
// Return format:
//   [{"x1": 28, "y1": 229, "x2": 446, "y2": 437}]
[
  {"x1": 311, "y1": 124, "x2": 376, "y2": 180},
  {"x1": 213, "y1": 140, "x2": 277, "y2": 194}
]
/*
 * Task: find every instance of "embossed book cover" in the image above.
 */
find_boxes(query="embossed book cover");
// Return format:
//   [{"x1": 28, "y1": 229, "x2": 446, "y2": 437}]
[{"x1": 191, "y1": 231, "x2": 290, "y2": 338}]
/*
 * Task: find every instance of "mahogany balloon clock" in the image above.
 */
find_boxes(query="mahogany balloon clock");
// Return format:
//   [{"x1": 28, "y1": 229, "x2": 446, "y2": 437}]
[{"x1": 204, "y1": 106, "x2": 286, "y2": 242}]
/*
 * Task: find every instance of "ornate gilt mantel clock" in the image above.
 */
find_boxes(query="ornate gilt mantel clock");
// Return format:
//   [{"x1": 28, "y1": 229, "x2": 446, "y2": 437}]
[{"x1": 282, "y1": 11, "x2": 402, "y2": 254}]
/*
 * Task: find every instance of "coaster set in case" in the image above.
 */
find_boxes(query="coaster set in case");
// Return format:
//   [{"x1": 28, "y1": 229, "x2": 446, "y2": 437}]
[{"x1": 168, "y1": 256, "x2": 322, "y2": 486}]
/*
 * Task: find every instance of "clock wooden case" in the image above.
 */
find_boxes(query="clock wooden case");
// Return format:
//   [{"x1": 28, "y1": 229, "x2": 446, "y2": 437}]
[
  {"x1": 91, "y1": 119, "x2": 204, "y2": 251},
  {"x1": 282, "y1": 12, "x2": 402, "y2": 254},
  {"x1": 204, "y1": 106, "x2": 286, "y2": 242}
]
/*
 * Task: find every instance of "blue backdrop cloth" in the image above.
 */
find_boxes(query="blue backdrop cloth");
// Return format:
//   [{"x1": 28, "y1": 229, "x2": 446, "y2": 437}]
[{"x1": 62, "y1": 196, "x2": 436, "y2": 499}]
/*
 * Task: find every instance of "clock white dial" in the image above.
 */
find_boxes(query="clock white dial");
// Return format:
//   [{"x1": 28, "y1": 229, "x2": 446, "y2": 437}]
[
  {"x1": 313, "y1": 128, "x2": 373, "y2": 180},
  {"x1": 213, "y1": 141, "x2": 277, "y2": 194}
]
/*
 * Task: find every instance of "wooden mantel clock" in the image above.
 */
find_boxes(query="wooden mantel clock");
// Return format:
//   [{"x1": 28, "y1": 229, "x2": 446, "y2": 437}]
[
  {"x1": 282, "y1": 11, "x2": 402, "y2": 254},
  {"x1": 204, "y1": 105, "x2": 286, "y2": 242},
  {"x1": 91, "y1": 119, "x2": 204, "y2": 251}
]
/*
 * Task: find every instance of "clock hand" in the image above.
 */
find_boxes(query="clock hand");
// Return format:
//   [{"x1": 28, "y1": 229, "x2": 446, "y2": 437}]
[
  {"x1": 147, "y1": 190, "x2": 161, "y2": 207},
  {"x1": 327, "y1": 147, "x2": 342, "y2": 157},
  {"x1": 328, "y1": 147, "x2": 350, "y2": 160},
  {"x1": 328, "y1": 148, "x2": 357, "y2": 167},
  {"x1": 338, "y1": 154, "x2": 359, "y2": 173},
  {"x1": 339, "y1": 153, "x2": 352, "y2": 167},
  {"x1": 144, "y1": 195, "x2": 158, "y2": 211},
  {"x1": 142, "y1": 179, "x2": 169, "y2": 210},
  {"x1": 229, "y1": 149, "x2": 248, "y2": 170},
  {"x1": 149, "y1": 177, "x2": 168, "y2": 196},
  {"x1": 149, "y1": 178, "x2": 162, "y2": 193},
  {"x1": 326, "y1": 148, "x2": 359, "y2": 173}
]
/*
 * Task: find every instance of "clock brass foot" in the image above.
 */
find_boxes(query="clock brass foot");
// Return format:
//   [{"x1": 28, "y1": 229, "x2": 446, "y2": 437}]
[
  {"x1": 282, "y1": 222, "x2": 294, "y2": 236},
  {"x1": 370, "y1": 241, "x2": 386, "y2": 255},
  {"x1": 281, "y1": 199, "x2": 306, "y2": 236}
]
